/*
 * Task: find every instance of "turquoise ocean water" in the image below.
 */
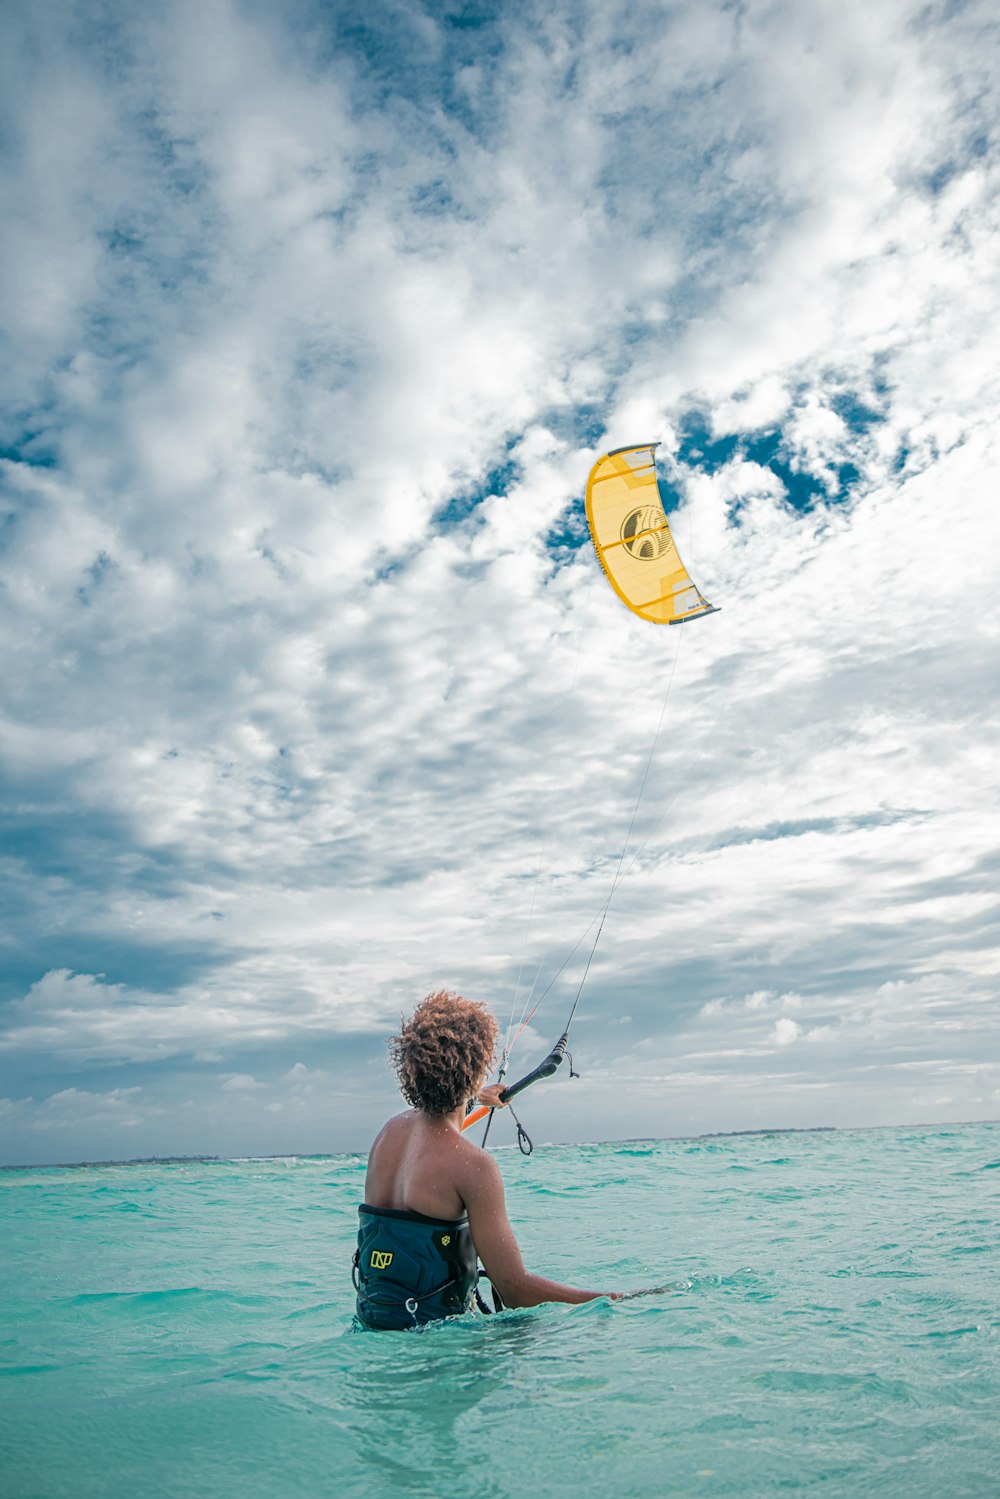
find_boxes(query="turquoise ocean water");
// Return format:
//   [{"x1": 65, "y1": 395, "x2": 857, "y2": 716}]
[{"x1": 3, "y1": 1121, "x2": 998, "y2": 1498}]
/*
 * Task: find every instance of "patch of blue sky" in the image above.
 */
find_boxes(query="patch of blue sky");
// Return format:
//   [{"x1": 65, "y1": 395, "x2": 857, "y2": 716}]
[
  {"x1": 66, "y1": 2, "x2": 136, "y2": 72},
  {"x1": 76, "y1": 310, "x2": 153, "y2": 377},
  {"x1": 0, "y1": 927, "x2": 228, "y2": 1010},
  {"x1": 129, "y1": 107, "x2": 214, "y2": 194},
  {"x1": 742, "y1": 431, "x2": 829, "y2": 512},
  {"x1": 238, "y1": 1029, "x2": 384, "y2": 1075},
  {"x1": 920, "y1": 124, "x2": 990, "y2": 198},
  {"x1": 112, "y1": 224, "x2": 215, "y2": 292},
  {"x1": 525, "y1": 403, "x2": 609, "y2": 456},
  {"x1": 101, "y1": 224, "x2": 146, "y2": 258},
  {"x1": 0, "y1": 433, "x2": 58, "y2": 468},
  {"x1": 168, "y1": 1027, "x2": 385, "y2": 1087},
  {"x1": 558, "y1": 939, "x2": 887, "y2": 1037},
  {"x1": 0, "y1": 813, "x2": 170, "y2": 898},
  {"x1": 95, "y1": 231, "x2": 213, "y2": 314},
  {"x1": 291, "y1": 339, "x2": 363, "y2": 396},
  {"x1": 705, "y1": 808, "x2": 926, "y2": 853},
  {"x1": 578, "y1": 955, "x2": 738, "y2": 1029},
  {"x1": 308, "y1": 0, "x2": 515, "y2": 141},
  {"x1": 536, "y1": 406, "x2": 623, "y2": 559},
  {"x1": 76, "y1": 551, "x2": 116, "y2": 606},
  {"x1": 745, "y1": 945, "x2": 899, "y2": 1005},
  {"x1": 78, "y1": 132, "x2": 219, "y2": 360},
  {"x1": 881, "y1": 853, "x2": 1000, "y2": 911},
  {"x1": 3, "y1": 1050, "x2": 169, "y2": 1102},
  {"x1": 828, "y1": 391, "x2": 883, "y2": 435},
  {"x1": 599, "y1": 110, "x2": 784, "y2": 265},
  {"x1": 676, "y1": 404, "x2": 875, "y2": 513},
  {"x1": 434, "y1": 446, "x2": 520, "y2": 529},
  {"x1": 675, "y1": 413, "x2": 740, "y2": 477},
  {"x1": 543, "y1": 496, "x2": 589, "y2": 558},
  {"x1": 409, "y1": 175, "x2": 467, "y2": 219},
  {"x1": 571, "y1": 405, "x2": 610, "y2": 450},
  {"x1": 368, "y1": 554, "x2": 410, "y2": 587}
]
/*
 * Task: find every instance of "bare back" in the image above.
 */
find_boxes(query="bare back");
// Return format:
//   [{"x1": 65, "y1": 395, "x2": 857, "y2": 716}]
[
  {"x1": 364, "y1": 1109, "x2": 481, "y2": 1220},
  {"x1": 362, "y1": 1108, "x2": 605, "y2": 1309}
]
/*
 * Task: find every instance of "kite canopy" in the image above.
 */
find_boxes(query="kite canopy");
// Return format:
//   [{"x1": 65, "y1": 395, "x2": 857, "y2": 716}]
[{"x1": 585, "y1": 444, "x2": 718, "y2": 624}]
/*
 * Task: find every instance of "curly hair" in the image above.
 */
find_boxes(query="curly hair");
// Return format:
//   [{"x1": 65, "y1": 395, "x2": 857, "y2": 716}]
[{"x1": 389, "y1": 990, "x2": 499, "y2": 1116}]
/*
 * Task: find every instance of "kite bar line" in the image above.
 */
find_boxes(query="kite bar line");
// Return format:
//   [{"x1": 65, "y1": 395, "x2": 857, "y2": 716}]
[
  {"x1": 476, "y1": 577, "x2": 595, "y2": 1147},
  {"x1": 478, "y1": 1004, "x2": 537, "y2": 1147},
  {"x1": 497, "y1": 841, "x2": 547, "y2": 1099},
  {"x1": 561, "y1": 621, "x2": 684, "y2": 1033},
  {"x1": 463, "y1": 624, "x2": 685, "y2": 1141},
  {"x1": 497, "y1": 571, "x2": 597, "y2": 1075},
  {"x1": 519, "y1": 641, "x2": 736, "y2": 1020}
]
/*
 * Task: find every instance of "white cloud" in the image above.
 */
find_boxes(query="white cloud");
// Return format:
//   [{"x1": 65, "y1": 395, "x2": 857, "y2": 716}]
[
  {"x1": 770, "y1": 1018, "x2": 801, "y2": 1048},
  {"x1": 29, "y1": 1086, "x2": 144, "y2": 1132},
  {"x1": 219, "y1": 1073, "x2": 263, "y2": 1091}
]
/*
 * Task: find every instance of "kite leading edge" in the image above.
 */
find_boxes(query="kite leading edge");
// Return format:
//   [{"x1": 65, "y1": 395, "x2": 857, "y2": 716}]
[{"x1": 585, "y1": 443, "x2": 718, "y2": 624}]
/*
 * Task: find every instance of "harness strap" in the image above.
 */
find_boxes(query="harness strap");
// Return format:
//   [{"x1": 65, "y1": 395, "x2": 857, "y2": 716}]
[{"x1": 479, "y1": 1271, "x2": 505, "y2": 1314}]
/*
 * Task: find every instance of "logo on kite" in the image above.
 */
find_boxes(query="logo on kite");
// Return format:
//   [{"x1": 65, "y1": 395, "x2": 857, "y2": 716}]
[{"x1": 621, "y1": 506, "x2": 672, "y2": 561}]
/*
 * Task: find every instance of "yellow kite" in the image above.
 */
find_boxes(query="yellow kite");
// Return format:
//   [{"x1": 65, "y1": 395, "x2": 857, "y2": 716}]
[{"x1": 585, "y1": 443, "x2": 718, "y2": 624}]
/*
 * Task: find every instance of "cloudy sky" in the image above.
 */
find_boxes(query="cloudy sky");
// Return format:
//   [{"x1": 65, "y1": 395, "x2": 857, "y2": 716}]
[{"x1": 1, "y1": 0, "x2": 998, "y2": 1165}]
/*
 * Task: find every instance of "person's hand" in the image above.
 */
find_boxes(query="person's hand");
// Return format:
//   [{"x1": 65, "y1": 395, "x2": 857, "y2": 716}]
[{"x1": 477, "y1": 1084, "x2": 507, "y2": 1109}]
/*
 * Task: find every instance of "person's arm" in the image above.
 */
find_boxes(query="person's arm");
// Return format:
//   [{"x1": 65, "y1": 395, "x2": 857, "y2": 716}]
[{"x1": 460, "y1": 1148, "x2": 610, "y2": 1308}]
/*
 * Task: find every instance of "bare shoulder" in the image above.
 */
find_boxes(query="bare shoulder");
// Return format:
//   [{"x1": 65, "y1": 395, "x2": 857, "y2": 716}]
[
  {"x1": 369, "y1": 1111, "x2": 412, "y2": 1149},
  {"x1": 453, "y1": 1135, "x2": 505, "y2": 1205},
  {"x1": 365, "y1": 1111, "x2": 413, "y2": 1182}
]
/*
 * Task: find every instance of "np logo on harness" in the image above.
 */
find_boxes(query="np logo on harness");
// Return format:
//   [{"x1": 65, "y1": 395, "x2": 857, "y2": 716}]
[{"x1": 370, "y1": 1250, "x2": 394, "y2": 1270}]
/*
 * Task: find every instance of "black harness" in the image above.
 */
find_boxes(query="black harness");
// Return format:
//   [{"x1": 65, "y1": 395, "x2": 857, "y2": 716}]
[{"x1": 353, "y1": 1204, "x2": 503, "y2": 1330}]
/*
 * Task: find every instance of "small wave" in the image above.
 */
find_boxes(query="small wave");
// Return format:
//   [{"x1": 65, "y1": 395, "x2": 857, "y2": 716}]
[{"x1": 62, "y1": 1287, "x2": 273, "y2": 1309}]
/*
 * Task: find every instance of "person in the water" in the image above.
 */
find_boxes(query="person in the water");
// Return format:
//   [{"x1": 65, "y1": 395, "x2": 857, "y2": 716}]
[{"x1": 354, "y1": 989, "x2": 615, "y2": 1329}]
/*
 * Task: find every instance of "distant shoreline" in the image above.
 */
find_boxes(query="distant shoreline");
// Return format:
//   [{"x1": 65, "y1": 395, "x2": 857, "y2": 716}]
[{"x1": 3, "y1": 1117, "x2": 997, "y2": 1171}]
